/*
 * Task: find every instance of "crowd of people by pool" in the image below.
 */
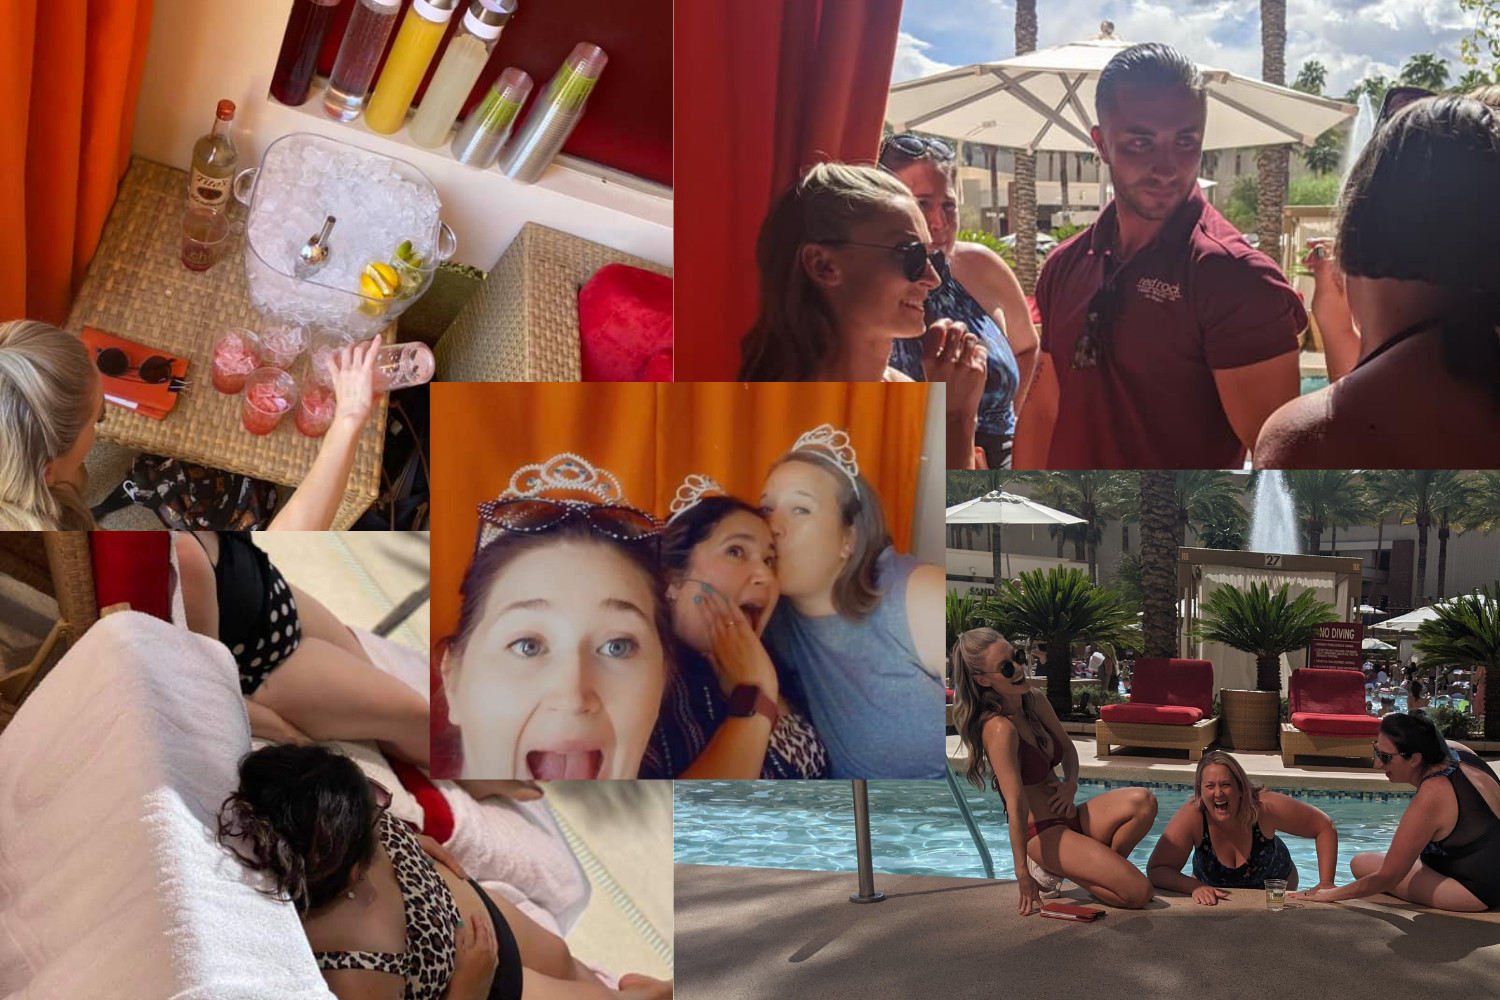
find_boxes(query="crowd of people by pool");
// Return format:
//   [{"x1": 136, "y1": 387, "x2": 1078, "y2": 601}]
[
  {"x1": 950, "y1": 627, "x2": 1500, "y2": 915},
  {"x1": 735, "y1": 41, "x2": 1500, "y2": 470}
]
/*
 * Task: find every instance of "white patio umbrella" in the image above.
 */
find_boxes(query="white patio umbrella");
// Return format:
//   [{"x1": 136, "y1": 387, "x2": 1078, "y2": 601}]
[
  {"x1": 1370, "y1": 607, "x2": 1441, "y2": 633},
  {"x1": 946, "y1": 490, "x2": 1085, "y2": 581},
  {"x1": 887, "y1": 22, "x2": 1356, "y2": 155},
  {"x1": 1363, "y1": 637, "x2": 1396, "y2": 652},
  {"x1": 1357, "y1": 604, "x2": 1381, "y2": 614}
]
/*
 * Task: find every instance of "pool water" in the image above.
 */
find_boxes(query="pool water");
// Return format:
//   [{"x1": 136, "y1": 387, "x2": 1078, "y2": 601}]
[
  {"x1": 1300, "y1": 374, "x2": 1329, "y2": 395},
  {"x1": 674, "y1": 779, "x2": 1413, "y2": 883}
]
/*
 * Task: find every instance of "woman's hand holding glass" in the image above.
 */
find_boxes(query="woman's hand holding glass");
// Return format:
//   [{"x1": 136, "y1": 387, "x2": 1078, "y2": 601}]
[
  {"x1": 326, "y1": 338, "x2": 381, "y2": 430},
  {"x1": 692, "y1": 582, "x2": 779, "y2": 704}
]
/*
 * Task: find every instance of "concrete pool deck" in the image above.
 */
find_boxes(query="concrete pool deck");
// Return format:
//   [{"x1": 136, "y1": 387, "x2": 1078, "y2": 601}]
[
  {"x1": 676, "y1": 863, "x2": 1500, "y2": 1000},
  {"x1": 946, "y1": 733, "x2": 1500, "y2": 792}
]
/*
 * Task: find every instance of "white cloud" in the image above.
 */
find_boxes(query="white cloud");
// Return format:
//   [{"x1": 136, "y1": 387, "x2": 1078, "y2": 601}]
[{"x1": 891, "y1": 31, "x2": 959, "y2": 83}]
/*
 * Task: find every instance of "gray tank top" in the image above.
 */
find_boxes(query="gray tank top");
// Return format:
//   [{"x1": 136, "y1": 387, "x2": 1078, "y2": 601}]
[{"x1": 762, "y1": 548, "x2": 945, "y2": 778}]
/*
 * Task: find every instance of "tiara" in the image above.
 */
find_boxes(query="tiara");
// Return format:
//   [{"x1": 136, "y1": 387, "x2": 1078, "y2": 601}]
[
  {"x1": 669, "y1": 474, "x2": 726, "y2": 521},
  {"x1": 790, "y1": 424, "x2": 860, "y2": 490},
  {"x1": 500, "y1": 452, "x2": 624, "y2": 503}
]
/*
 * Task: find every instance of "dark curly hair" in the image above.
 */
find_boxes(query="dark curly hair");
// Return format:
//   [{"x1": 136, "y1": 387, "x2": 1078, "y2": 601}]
[
  {"x1": 217, "y1": 744, "x2": 378, "y2": 913},
  {"x1": 659, "y1": 495, "x2": 765, "y2": 577}
]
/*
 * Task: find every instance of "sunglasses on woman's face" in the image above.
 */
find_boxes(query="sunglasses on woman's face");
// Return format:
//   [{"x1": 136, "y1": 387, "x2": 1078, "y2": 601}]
[
  {"x1": 475, "y1": 497, "x2": 662, "y2": 552},
  {"x1": 96, "y1": 347, "x2": 173, "y2": 384},
  {"x1": 978, "y1": 658, "x2": 1022, "y2": 679},
  {"x1": 815, "y1": 240, "x2": 943, "y2": 283},
  {"x1": 1371, "y1": 744, "x2": 1404, "y2": 766},
  {"x1": 1376, "y1": 86, "x2": 1433, "y2": 129}
]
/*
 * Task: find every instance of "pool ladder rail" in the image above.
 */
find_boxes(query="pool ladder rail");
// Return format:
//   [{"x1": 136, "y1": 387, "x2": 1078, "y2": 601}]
[{"x1": 847, "y1": 770, "x2": 996, "y2": 904}]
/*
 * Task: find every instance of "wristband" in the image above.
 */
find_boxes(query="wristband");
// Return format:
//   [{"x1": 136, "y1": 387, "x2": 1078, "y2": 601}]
[{"x1": 727, "y1": 685, "x2": 779, "y2": 728}]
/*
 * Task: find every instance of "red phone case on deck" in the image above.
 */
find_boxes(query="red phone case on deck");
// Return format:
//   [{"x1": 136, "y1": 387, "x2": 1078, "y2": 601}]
[{"x1": 1040, "y1": 902, "x2": 1106, "y2": 921}]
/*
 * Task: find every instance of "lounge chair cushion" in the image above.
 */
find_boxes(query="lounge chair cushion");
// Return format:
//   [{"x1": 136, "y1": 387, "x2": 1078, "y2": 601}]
[
  {"x1": 1289, "y1": 712, "x2": 1382, "y2": 737},
  {"x1": 1289, "y1": 667, "x2": 1371, "y2": 717},
  {"x1": 578, "y1": 264, "x2": 673, "y2": 382},
  {"x1": 1100, "y1": 702, "x2": 1205, "y2": 725}
]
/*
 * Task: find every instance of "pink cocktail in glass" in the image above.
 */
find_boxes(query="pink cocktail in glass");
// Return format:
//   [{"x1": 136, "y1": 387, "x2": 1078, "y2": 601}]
[
  {"x1": 295, "y1": 382, "x2": 336, "y2": 437},
  {"x1": 259, "y1": 321, "x2": 308, "y2": 370},
  {"x1": 211, "y1": 328, "x2": 262, "y2": 394},
  {"x1": 241, "y1": 368, "x2": 298, "y2": 435}
]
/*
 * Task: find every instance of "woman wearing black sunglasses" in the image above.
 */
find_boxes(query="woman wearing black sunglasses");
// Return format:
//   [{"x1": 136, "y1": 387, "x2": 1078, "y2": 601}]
[
  {"x1": 219, "y1": 744, "x2": 672, "y2": 1000},
  {"x1": 950, "y1": 628, "x2": 1157, "y2": 914},
  {"x1": 437, "y1": 455, "x2": 675, "y2": 780},
  {"x1": 879, "y1": 133, "x2": 1039, "y2": 469},
  {"x1": 1289, "y1": 713, "x2": 1500, "y2": 911},
  {"x1": 1255, "y1": 91, "x2": 1500, "y2": 468}
]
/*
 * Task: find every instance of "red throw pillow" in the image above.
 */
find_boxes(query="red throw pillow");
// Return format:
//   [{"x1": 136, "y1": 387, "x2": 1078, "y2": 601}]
[
  {"x1": 89, "y1": 533, "x2": 171, "y2": 621},
  {"x1": 578, "y1": 264, "x2": 672, "y2": 381}
]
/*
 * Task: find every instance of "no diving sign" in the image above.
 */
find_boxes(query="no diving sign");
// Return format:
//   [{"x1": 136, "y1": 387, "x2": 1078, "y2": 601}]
[{"x1": 1309, "y1": 622, "x2": 1365, "y2": 670}]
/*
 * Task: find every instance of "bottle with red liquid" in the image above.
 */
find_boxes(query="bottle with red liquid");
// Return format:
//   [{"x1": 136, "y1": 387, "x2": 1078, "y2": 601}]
[{"x1": 271, "y1": 0, "x2": 343, "y2": 107}]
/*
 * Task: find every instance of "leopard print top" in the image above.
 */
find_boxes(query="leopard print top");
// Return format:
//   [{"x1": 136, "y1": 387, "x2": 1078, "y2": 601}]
[{"x1": 315, "y1": 811, "x2": 460, "y2": 1000}]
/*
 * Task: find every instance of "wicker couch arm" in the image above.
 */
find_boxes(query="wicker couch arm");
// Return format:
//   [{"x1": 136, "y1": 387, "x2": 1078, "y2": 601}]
[{"x1": 435, "y1": 222, "x2": 672, "y2": 382}]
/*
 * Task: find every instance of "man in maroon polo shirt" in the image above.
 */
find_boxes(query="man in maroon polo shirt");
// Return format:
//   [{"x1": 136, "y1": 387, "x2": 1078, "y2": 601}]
[{"x1": 1017, "y1": 43, "x2": 1305, "y2": 469}]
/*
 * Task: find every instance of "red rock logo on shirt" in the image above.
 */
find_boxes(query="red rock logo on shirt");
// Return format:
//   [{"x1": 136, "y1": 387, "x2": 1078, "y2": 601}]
[{"x1": 1136, "y1": 277, "x2": 1183, "y2": 303}]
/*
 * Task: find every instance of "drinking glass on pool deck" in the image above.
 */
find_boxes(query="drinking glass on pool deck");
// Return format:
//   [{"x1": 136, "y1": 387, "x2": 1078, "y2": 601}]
[
  {"x1": 1265, "y1": 879, "x2": 1289, "y2": 911},
  {"x1": 241, "y1": 368, "x2": 298, "y2": 435},
  {"x1": 211, "y1": 328, "x2": 261, "y2": 394},
  {"x1": 181, "y1": 205, "x2": 230, "y2": 271}
]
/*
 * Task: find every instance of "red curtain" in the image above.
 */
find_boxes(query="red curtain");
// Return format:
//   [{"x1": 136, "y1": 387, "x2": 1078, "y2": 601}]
[
  {"x1": 672, "y1": 0, "x2": 905, "y2": 380},
  {"x1": 0, "y1": 1, "x2": 155, "y2": 325}
]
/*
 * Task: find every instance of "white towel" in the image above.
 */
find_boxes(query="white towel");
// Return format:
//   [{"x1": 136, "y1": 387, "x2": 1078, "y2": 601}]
[{"x1": 0, "y1": 611, "x2": 333, "y2": 1000}]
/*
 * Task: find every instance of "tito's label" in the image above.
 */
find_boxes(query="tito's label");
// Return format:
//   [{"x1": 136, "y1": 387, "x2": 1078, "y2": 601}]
[{"x1": 190, "y1": 171, "x2": 230, "y2": 210}]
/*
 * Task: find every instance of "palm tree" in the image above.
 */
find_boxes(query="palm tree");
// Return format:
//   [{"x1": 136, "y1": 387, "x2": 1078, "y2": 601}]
[
  {"x1": 1190, "y1": 582, "x2": 1338, "y2": 692},
  {"x1": 1024, "y1": 471, "x2": 1134, "y2": 583},
  {"x1": 1175, "y1": 470, "x2": 1248, "y2": 546},
  {"x1": 1292, "y1": 59, "x2": 1327, "y2": 95},
  {"x1": 947, "y1": 589, "x2": 981, "y2": 653},
  {"x1": 1365, "y1": 471, "x2": 1467, "y2": 605},
  {"x1": 1285, "y1": 470, "x2": 1368, "y2": 554},
  {"x1": 1345, "y1": 74, "x2": 1392, "y2": 108},
  {"x1": 1433, "y1": 476, "x2": 1477, "y2": 598},
  {"x1": 977, "y1": 566, "x2": 1138, "y2": 717},
  {"x1": 1256, "y1": 0, "x2": 1291, "y2": 261},
  {"x1": 1139, "y1": 471, "x2": 1180, "y2": 657},
  {"x1": 1196, "y1": 511, "x2": 1247, "y2": 550},
  {"x1": 1012, "y1": 0, "x2": 1039, "y2": 294},
  {"x1": 1401, "y1": 53, "x2": 1452, "y2": 91},
  {"x1": 1302, "y1": 130, "x2": 1343, "y2": 175},
  {"x1": 1415, "y1": 584, "x2": 1500, "y2": 739},
  {"x1": 1455, "y1": 67, "x2": 1493, "y2": 93}
]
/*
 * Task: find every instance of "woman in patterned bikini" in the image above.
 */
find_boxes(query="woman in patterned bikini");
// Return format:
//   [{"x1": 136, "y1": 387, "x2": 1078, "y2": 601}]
[
  {"x1": 219, "y1": 744, "x2": 672, "y2": 1000},
  {"x1": 1147, "y1": 751, "x2": 1338, "y2": 904},
  {"x1": 640, "y1": 475, "x2": 828, "y2": 779}
]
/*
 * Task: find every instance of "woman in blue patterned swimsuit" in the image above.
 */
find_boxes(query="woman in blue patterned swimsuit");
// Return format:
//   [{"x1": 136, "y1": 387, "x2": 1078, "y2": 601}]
[
  {"x1": 880, "y1": 134, "x2": 1039, "y2": 469},
  {"x1": 1148, "y1": 751, "x2": 1339, "y2": 904}
]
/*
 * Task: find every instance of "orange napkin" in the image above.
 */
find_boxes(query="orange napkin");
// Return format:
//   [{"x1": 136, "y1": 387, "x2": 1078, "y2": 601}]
[{"x1": 80, "y1": 326, "x2": 189, "y2": 420}]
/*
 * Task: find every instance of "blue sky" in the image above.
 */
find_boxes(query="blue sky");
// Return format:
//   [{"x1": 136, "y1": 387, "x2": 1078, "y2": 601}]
[{"x1": 894, "y1": 0, "x2": 1486, "y2": 94}]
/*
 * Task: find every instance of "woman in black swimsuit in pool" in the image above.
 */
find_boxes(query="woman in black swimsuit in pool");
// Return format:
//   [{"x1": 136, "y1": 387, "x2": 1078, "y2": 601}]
[
  {"x1": 176, "y1": 532, "x2": 431, "y2": 768},
  {"x1": 1290, "y1": 713, "x2": 1500, "y2": 912},
  {"x1": 219, "y1": 744, "x2": 672, "y2": 1000},
  {"x1": 950, "y1": 628, "x2": 1157, "y2": 915}
]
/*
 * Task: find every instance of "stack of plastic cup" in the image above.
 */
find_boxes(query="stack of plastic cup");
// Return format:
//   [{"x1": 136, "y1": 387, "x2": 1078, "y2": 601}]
[
  {"x1": 451, "y1": 67, "x2": 534, "y2": 168},
  {"x1": 498, "y1": 43, "x2": 607, "y2": 184}
]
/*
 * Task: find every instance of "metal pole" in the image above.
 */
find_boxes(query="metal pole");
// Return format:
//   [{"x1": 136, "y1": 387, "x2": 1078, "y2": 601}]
[
  {"x1": 849, "y1": 780, "x2": 885, "y2": 903},
  {"x1": 944, "y1": 766, "x2": 995, "y2": 879}
]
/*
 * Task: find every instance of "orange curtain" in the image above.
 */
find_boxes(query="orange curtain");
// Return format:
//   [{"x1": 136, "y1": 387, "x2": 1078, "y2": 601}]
[
  {"x1": 0, "y1": 0, "x2": 155, "y2": 326},
  {"x1": 672, "y1": 0, "x2": 905, "y2": 380},
  {"x1": 429, "y1": 382, "x2": 929, "y2": 647}
]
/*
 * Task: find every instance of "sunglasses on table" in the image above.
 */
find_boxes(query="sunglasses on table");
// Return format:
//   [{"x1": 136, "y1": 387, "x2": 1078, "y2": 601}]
[
  {"x1": 475, "y1": 497, "x2": 662, "y2": 552},
  {"x1": 1376, "y1": 86, "x2": 1434, "y2": 129},
  {"x1": 95, "y1": 347, "x2": 174, "y2": 384},
  {"x1": 881, "y1": 133, "x2": 955, "y2": 163},
  {"x1": 814, "y1": 239, "x2": 944, "y2": 283}
]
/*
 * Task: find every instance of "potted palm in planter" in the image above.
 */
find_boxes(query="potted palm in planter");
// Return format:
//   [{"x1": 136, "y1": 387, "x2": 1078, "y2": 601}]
[
  {"x1": 1416, "y1": 584, "x2": 1500, "y2": 741},
  {"x1": 1189, "y1": 581, "x2": 1337, "y2": 750},
  {"x1": 976, "y1": 566, "x2": 1137, "y2": 719}
]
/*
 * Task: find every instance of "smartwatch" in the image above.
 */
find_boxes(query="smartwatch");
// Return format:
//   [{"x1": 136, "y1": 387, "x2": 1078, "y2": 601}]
[{"x1": 727, "y1": 685, "x2": 779, "y2": 728}]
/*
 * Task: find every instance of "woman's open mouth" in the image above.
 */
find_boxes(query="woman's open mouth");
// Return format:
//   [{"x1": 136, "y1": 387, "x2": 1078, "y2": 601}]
[
  {"x1": 525, "y1": 747, "x2": 605, "y2": 779},
  {"x1": 1210, "y1": 798, "x2": 1231, "y2": 817},
  {"x1": 739, "y1": 602, "x2": 765, "y2": 630}
]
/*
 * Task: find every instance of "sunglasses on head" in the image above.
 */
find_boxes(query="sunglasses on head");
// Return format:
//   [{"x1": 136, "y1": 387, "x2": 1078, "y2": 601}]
[
  {"x1": 815, "y1": 239, "x2": 944, "y2": 283},
  {"x1": 476, "y1": 497, "x2": 662, "y2": 552},
  {"x1": 882, "y1": 133, "x2": 955, "y2": 163},
  {"x1": 96, "y1": 347, "x2": 173, "y2": 384},
  {"x1": 1376, "y1": 86, "x2": 1434, "y2": 129}
]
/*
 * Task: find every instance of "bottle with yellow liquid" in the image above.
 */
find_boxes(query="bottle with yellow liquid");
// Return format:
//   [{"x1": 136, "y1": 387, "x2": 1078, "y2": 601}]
[
  {"x1": 408, "y1": 0, "x2": 516, "y2": 149},
  {"x1": 364, "y1": 0, "x2": 460, "y2": 135}
]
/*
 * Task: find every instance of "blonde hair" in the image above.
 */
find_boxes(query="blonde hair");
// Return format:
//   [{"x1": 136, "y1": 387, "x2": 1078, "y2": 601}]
[
  {"x1": 950, "y1": 628, "x2": 1050, "y2": 798},
  {"x1": 0, "y1": 320, "x2": 98, "y2": 530},
  {"x1": 1192, "y1": 750, "x2": 1264, "y2": 831},
  {"x1": 738, "y1": 162, "x2": 918, "y2": 380}
]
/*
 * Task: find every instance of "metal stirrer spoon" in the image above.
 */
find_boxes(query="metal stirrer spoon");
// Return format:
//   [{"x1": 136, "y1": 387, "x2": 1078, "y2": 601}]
[{"x1": 295, "y1": 216, "x2": 337, "y2": 278}]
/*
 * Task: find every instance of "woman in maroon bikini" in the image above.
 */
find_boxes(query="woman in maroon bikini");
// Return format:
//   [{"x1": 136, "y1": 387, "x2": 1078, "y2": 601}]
[{"x1": 951, "y1": 628, "x2": 1157, "y2": 915}]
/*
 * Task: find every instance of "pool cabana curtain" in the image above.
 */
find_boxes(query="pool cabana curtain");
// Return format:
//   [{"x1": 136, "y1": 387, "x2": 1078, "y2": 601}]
[
  {"x1": 672, "y1": 0, "x2": 905, "y2": 379},
  {"x1": 0, "y1": 0, "x2": 155, "y2": 325}
]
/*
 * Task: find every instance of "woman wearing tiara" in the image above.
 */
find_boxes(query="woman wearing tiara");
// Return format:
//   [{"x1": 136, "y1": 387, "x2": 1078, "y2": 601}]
[
  {"x1": 758, "y1": 424, "x2": 947, "y2": 778},
  {"x1": 639, "y1": 475, "x2": 829, "y2": 779},
  {"x1": 437, "y1": 454, "x2": 676, "y2": 780}
]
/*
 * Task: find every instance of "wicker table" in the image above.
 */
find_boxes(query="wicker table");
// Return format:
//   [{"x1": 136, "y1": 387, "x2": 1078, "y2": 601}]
[{"x1": 64, "y1": 158, "x2": 385, "y2": 529}]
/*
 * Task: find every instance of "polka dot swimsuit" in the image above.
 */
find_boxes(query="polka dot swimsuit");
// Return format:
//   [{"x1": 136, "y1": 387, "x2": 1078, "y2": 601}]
[{"x1": 191, "y1": 532, "x2": 304, "y2": 696}]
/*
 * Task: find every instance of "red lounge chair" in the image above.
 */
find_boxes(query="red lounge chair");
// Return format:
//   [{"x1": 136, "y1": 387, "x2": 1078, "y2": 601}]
[
  {"x1": 1281, "y1": 668, "x2": 1381, "y2": 766},
  {"x1": 1096, "y1": 658, "x2": 1219, "y2": 761}
]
